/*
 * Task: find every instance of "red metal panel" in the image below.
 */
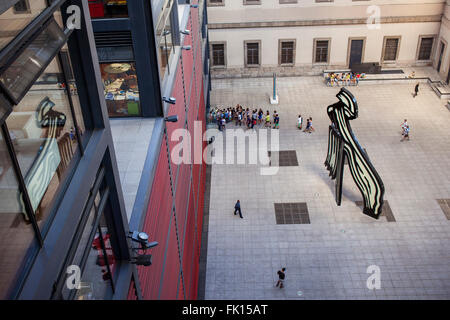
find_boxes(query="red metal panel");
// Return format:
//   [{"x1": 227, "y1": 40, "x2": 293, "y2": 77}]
[
  {"x1": 138, "y1": 137, "x2": 173, "y2": 299},
  {"x1": 175, "y1": 162, "x2": 190, "y2": 243},
  {"x1": 160, "y1": 212, "x2": 181, "y2": 299},
  {"x1": 189, "y1": 228, "x2": 200, "y2": 300},
  {"x1": 181, "y1": 21, "x2": 193, "y2": 94},
  {"x1": 190, "y1": 3, "x2": 200, "y2": 52},
  {"x1": 167, "y1": 63, "x2": 187, "y2": 178},
  {"x1": 197, "y1": 162, "x2": 206, "y2": 250},
  {"x1": 188, "y1": 80, "x2": 198, "y2": 133},
  {"x1": 127, "y1": 277, "x2": 138, "y2": 300},
  {"x1": 181, "y1": 185, "x2": 196, "y2": 299},
  {"x1": 177, "y1": 276, "x2": 184, "y2": 300}
]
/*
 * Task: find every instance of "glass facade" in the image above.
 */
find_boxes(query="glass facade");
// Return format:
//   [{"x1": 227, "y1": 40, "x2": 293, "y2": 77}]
[
  {"x1": 156, "y1": 0, "x2": 175, "y2": 80},
  {"x1": 0, "y1": 0, "x2": 48, "y2": 52},
  {"x1": 5, "y1": 55, "x2": 84, "y2": 230},
  {"x1": 88, "y1": 0, "x2": 128, "y2": 19},
  {"x1": 0, "y1": 130, "x2": 37, "y2": 300}
]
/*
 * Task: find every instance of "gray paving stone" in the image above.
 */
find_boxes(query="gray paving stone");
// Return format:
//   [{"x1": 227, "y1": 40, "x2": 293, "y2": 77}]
[{"x1": 204, "y1": 76, "x2": 450, "y2": 300}]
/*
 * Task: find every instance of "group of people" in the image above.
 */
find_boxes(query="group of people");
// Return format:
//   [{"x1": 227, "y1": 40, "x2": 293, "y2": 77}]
[
  {"x1": 209, "y1": 105, "x2": 281, "y2": 131},
  {"x1": 325, "y1": 72, "x2": 365, "y2": 87},
  {"x1": 297, "y1": 115, "x2": 315, "y2": 133}
]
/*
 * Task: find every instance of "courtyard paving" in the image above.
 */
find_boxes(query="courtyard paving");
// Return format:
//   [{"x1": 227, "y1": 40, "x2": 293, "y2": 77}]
[{"x1": 204, "y1": 76, "x2": 450, "y2": 300}]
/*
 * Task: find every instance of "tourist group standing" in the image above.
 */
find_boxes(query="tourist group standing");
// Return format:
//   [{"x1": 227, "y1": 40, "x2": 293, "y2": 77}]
[
  {"x1": 209, "y1": 105, "x2": 281, "y2": 131},
  {"x1": 326, "y1": 72, "x2": 364, "y2": 87}
]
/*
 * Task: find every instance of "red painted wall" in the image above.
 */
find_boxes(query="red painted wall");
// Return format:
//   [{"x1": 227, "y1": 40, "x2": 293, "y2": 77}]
[{"x1": 131, "y1": 0, "x2": 206, "y2": 300}]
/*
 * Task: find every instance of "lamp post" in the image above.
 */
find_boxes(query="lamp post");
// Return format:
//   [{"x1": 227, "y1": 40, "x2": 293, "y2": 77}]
[{"x1": 270, "y1": 72, "x2": 279, "y2": 104}]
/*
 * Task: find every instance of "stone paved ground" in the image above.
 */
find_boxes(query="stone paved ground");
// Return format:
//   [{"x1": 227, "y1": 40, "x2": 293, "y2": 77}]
[{"x1": 204, "y1": 76, "x2": 450, "y2": 300}]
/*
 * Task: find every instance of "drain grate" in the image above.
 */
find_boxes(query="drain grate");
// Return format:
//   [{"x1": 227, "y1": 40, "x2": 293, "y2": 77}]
[
  {"x1": 355, "y1": 200, "x2": 395, "y2": 221},
  {"x1": 274, "y1": 202, "x2": 310, "y2": 224},
  {"x1": 268, "y1": 150, "x2": 299, "y2": 167},
  {"x1": 437, "y1": 199, "x2": 450, "y2": 220}
]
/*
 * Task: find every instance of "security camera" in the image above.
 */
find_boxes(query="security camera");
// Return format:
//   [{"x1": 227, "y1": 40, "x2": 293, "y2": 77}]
[
  {"x1": 180, "y1": 29, "x2": 190, "y2": 35},
  {"x1": 190, "y1": 4, "x2": 199, "y2": 8},
  {"x1": 164, "y1": 115, "x2": 178, "y2": 123},
  {"x1": 182, "y1": 45, "x2": 191, "y2": 51},
  {"x1": 128, "y1": 231, "x2": 150, "y2": 248},
  {"x1": 163, "y1": 96, "x2": 176, "y2": 104}
]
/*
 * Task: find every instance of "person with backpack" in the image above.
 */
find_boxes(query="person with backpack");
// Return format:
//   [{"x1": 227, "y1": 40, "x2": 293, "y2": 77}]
[{"x1": 275, "y1": 268, "x2": 286, "y2": 288}]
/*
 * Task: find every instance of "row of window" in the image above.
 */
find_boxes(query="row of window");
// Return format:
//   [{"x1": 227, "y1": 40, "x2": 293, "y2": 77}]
[
  {"x1": 210, "y1": 36, "x2": 437, "y2": 67},
  {"x1": 208, "y1": 0, "x2": 370, "y2": 5}
]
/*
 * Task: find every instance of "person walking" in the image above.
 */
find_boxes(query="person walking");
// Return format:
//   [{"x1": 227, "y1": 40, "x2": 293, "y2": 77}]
[
  {"x1": 297, "y1": 115, "x2": 303, "y2": 130},
  {"x1": 401, "y1": 125, "x2": 410, "y2": 142},
  {"x1": 401, "y1": 119, "x2": 408, "y2": 135},
  {"x1": 275, "y1": 268, "x2": 286, "y2": 288},
  {"x1": 234, "y1": 200, "x2": 243, "y2": 218},
  {"x1": 413, "y1": 82, "x2": 419, "y2": 98}
]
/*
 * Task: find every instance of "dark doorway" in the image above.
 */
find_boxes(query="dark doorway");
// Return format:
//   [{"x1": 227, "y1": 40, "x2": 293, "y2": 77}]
[
  {"x1": 349, "y1": 39, "x2": 364, "y2": 67},
  {"x1": 437, "y1": 41, "x2": 445, "y2": 72}
]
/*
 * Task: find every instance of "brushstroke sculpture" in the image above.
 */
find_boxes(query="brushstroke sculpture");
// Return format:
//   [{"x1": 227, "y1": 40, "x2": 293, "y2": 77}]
[{"x1": 324, "y1": 88, "x2": 385, "y2": 219}]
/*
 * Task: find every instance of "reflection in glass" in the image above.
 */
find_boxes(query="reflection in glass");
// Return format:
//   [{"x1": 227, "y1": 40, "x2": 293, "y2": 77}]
[
  {"x1": 5, "y1": 56, "x2": 81, "y2": 229},
  {"x1": 156, "y1": 0, "x2": 174, "y2": 80},
  {"x1": 100, "y1": 62, "x2": 140, "y2": 117},
  {"x1": 0, "y1": 19, "x2": 66, "y2": 103},
  {"x1": 0, "y1": 0, "x2": 48, "y2": 51},
  {"x1": 0, "y1": 131, "x2": 37, "y2": 299},
  {"x1": 88, "y1": 0, "x2": 128, "y2": 19},
  {"x1": 74, "y1": 212, "x2": 116, "y2": 300}
]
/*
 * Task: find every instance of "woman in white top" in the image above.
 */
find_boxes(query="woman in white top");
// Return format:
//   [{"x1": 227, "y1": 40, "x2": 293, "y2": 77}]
[{"x1": 297, "y1": 115, "x2": 303, "y2": 130}]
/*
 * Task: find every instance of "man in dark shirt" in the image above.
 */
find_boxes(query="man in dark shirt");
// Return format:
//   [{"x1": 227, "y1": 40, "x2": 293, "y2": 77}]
[
  {"x1": 234, "y1": 200, "x2": 243, "y2": 218},
  {"x1": 413, "y1": 83, "x2": 419, "y2": 98},
  {"x1": 276, "y1": 268, "x2": 286, "y2": 288}
]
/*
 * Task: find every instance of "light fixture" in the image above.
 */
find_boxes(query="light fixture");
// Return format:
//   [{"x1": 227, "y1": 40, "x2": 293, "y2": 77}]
[
  {"x1": 180, "y1": 29, "x2": 190, "y2": 35},
  {"x1": 165, "y1": 115, "x2": 178, "y2": 123},
  {"x1": 163, "y1": 96, "x2": 176, "y2": 104},
  {"x1": 182, "y1": 45, "x2": 191, "y2": 50},
  {"x1": 190, "y1": 4, "x2": 199, "y2": 8},
  {"x1": 163, "y1": 30, "x2": 171, "y2": 36},
  {"x1": 128, "y1": 231, "x2": 158, "y2": 266}
]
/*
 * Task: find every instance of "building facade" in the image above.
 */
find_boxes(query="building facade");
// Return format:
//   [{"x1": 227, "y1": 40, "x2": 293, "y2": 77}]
[
  {"x1": 0, "y1": 0, "x2": 209, "y2": 300},
  {"x1": 207, "y1": 0, "x2": 450, "y2": 82}
]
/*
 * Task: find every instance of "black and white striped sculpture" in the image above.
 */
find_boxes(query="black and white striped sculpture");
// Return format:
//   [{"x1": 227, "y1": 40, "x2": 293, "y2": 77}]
[{"x1": 325, "y1": 88, "x2": 385, "y2": 219}]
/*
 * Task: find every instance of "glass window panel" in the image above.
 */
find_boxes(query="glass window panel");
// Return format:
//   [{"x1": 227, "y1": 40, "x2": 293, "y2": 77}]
[
  {"x1": 88, "y1": 0, "x2": 128, "y2": 19},
  {"x1": 100, "y1": 62, "x2": 140, "y2": 117},
  {"x1": 0, "y1": 19, "x2": 66, "y2": 103},
  {"x1": 61, "y1": 203, "x2": 98, "y2": 300},
  {"x1": 73, "y1": 211, "x2": 116, "y2": 300},
  {"x1": 5, "y1": 56, "x2": 82, "y2": 230},
  {"x1": 156, "y1": 0, "x2": 174, "y2": 80},
  {"x1": 315, "y1": 40, "x2": 328, "y2": 63},
  {"x1": 0, "y1": 0, "x2": 48, "y2": 51},
  {"x1": 212, "y1": 44, "x2": 224, "y2": 66},
  {"x1": 418, "y1": 38, "x2": 433, "y2": 60},
  {"x1": 281, "y1": 41, "x2": 294, "y2": 64},
  {"x1": 58, "y1": 49, "x2": 86, "y2": 138},
  {"x1": 384, "y1": 38, "x2": 399, "y2": 61},
  {"x1": 0, "y1": 130, "x2": 37, "y2": 299},
  {"x1": 247, "y1": 43, "x2": 259, "y2": 65}
]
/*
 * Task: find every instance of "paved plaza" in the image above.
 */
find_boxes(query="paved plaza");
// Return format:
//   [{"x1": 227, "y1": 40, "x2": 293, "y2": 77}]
[{"x1": 204, "y1": 76, "x2": 450, "y2": 300}]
